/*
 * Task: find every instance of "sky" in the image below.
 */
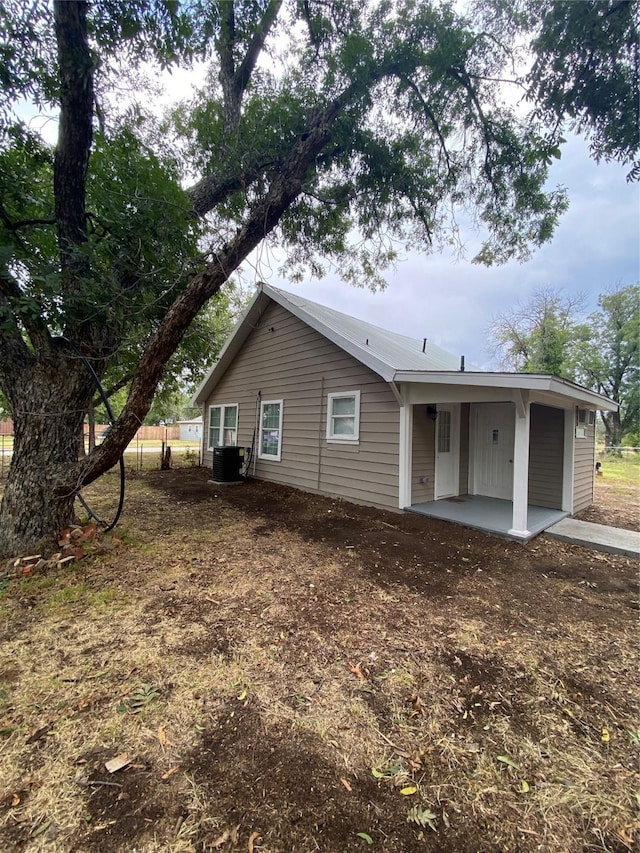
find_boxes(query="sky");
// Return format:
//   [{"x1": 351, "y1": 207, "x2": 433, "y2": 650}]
[
  {"x1": 16, "y1": 18, "x2": 639, "y2": 373},
  {"x1": 261, "y1": 134, "x2": 638, "y2": 370}
]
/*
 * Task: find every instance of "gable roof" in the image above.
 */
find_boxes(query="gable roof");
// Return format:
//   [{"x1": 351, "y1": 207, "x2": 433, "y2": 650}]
[
  {"x1": 193, "y1": 283, "x2": 466, "y2": 403},
  {"x1": 192, "y1": 283, "x2": 617, "y2": 411},
  {"x1": 272, "y1": 286, "x2": 466, "y2": 374}
]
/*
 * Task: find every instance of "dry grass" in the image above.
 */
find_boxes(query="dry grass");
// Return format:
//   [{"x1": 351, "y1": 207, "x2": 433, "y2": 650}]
[{"x1": 0, "y1": 469, "x2": 638, "y2": 852}]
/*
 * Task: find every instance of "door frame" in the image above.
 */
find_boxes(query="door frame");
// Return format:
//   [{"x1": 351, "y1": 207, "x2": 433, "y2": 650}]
[
  {"x1": 470, "y1": 402, "x2": 515, "y2": 499},
  {"x1": 434, "y1": 404, "x2": 460, "y2": 499}
]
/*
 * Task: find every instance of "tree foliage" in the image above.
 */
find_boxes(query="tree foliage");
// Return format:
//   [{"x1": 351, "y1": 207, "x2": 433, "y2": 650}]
[
  {"x1": 0, "y1": 0, "x2": 638, "y2": 554},
  {"x1": 473, "y1": 0, "x2": 640, "y2": 179},
  {"x1": 569, "y1": 284, "x2": 639, "y2": 446},
  {"x1": 489, "y1": 287, "x2": 586, "y2": 375},
  {"x1": 490, "y1": 283, "x2": 640, "y2": 446}
]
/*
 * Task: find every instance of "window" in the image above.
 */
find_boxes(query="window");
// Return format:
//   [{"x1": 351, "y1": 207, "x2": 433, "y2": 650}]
[
  {"x1": 327, "y1": 391, "x2": 361, "y2": 443},
  {"x1": 208, "y1": 404, "x2": 238, "y2": 450},
  {"x1": 258, "y1": 400, "x2": 283, "y2": 461},
  {"x1": 438, "y1": 408, "x2": 451, "y2": 453}
]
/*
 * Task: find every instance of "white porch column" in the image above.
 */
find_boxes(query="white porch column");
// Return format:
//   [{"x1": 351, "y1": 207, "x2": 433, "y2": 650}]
[
  {"x1": 398, "y1": 404, "x2": 412, "y2": 509},
  {"x1": 508, "y1": 391, "x2": 531, "y2": 538}
]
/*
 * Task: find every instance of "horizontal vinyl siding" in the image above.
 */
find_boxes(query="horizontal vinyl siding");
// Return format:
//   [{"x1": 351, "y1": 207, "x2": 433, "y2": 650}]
[
  {"x1": 528, "y1": 404, "x2": 564, "y2": 509},
  {"x1": 573, "y1": 418, "x2": 596, "y2": 513},
  {"x1": 411, "y1": 406, "x2": 435, "y2": 504},
  {"x1": 203, "y1": 301, "x2": 400, "y2": 510}
]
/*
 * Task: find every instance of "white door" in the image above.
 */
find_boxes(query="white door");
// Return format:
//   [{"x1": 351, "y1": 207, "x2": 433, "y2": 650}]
[
  {"x1": 435, "y1": 405, "x2": 460, "y2": 499},
  {"x1": 473, "y1": 403, "x2": 515, "y2": 499}
]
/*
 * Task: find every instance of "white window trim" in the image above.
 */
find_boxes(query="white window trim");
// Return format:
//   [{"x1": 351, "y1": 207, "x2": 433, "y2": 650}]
[
  {"x1": 258, "y1": 399, "x2": 283, "y2": 462},
  {"x1": 207, "y1": 403, "x2": 238, "y2": 451},
  {"x1": 326, "y1": 390, "x2": 361, "y2": 444}
]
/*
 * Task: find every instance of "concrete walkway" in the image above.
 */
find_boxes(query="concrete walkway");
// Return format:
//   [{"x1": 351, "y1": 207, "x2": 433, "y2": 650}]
[{"x1": 544, "y1": 517, "x2": 640, "y2": 559}]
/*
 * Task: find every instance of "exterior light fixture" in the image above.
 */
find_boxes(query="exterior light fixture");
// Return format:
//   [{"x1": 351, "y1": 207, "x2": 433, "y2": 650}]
[{"x1": 427, "y1": 405, "x2": 438, "y2": 422}]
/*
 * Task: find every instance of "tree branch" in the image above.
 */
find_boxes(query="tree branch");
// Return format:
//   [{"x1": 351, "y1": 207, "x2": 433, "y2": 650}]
[
  {"x1": 67, "y1": 82, "x2": 364, "y2": 487},
  {"x1": 53, "y1": 0, "x2": 93, "y2": 280},
  {"x1": 0, "y1": 266, "x2": 52, "y2": 352},
  {"x1": 0, "y1": 290, "x2": 33, "y2": 382},
  {"x1": 186, "y1": 167, "x2": 261, "y2": 217},
  {"x1": 403, "y1": 78, "x2": 452, "y2": 175},
  {"x1": 236, "y1": 0, "x2": 282, "y2": 97},
  {"x1": 217, "y1": 0, "x2": 283, "y2": 133}
]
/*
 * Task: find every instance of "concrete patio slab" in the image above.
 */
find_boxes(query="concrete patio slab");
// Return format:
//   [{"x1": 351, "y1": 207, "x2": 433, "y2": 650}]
[
  {"x1": 408, "y1": 494, "x2": 567, "y2": 541},
  {"x1": 544, "y1": 517, "x2": 640, "y2": 559}
]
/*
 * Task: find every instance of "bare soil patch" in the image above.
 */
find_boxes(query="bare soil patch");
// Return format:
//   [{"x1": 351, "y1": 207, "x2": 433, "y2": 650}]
[
  {"x1": 0, "y1": 468, "x2": 638, "y2": 853},
  {"x1": 577, "y1": 469, "x2": 639, "y2": 531}
]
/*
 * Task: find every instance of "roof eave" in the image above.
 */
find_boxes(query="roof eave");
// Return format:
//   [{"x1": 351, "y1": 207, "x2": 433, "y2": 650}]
[{"x1": 393, "y1": 370, "x2": 618, "y2": 410}]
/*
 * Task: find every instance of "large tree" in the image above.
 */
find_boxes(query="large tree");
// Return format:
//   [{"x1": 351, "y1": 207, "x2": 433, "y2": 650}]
[
  {"x1": 569, "y1": 284, "x2": 640, "y2": 447},
  {"x1": 0, "y1": 0, "x2": 638, "y2": 556},
  {"x1": 489, "y1": 286, "x2": 586, "y2": 375}
]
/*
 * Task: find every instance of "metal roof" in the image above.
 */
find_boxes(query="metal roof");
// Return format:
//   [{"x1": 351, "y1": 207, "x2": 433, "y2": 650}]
[
  {"x1": 192, "y1": 283, "x2": 617, "y2": 411},
  {"x1": 271, "y1": 286, "x2": 466, "y2": 373}
]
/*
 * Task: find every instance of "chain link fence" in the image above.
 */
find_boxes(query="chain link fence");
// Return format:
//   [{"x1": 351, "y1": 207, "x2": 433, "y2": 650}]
[{"x1": 0, "y1": 430, "x2": 202, "y2": 480}]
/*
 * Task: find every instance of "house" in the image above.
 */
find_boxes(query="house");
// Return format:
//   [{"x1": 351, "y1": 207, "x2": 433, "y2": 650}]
[
  {"x1": 178, "y1": 416, "x2": 203, "y2": 443},
  {"x1": 192, "y1": 284, "x2": 616, "y2": 540}
]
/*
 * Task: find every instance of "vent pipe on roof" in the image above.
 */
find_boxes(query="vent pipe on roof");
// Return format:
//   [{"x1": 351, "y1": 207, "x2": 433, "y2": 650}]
[
  {"x1": 460, "y1": 355, "x2": 465, "y2": 372},
  {"x1": 422, "y1": 338, "x2": 427, "y2": 353}
]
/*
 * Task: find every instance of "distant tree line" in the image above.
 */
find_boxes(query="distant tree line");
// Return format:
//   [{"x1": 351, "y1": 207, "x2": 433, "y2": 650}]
[{"x1": 490, "y1": 283, "x2": 640, "y2": 447}]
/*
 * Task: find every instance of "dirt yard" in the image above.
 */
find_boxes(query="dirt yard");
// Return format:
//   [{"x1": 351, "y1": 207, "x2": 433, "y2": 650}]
[{"x1": 0, "y1": 468, "x2": 638, "y2": 853}]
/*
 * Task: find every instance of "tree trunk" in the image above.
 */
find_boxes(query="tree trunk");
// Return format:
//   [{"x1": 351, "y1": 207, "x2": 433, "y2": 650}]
[
  {"x1": 602, "y1": 411, "x2": 623, "y2": 449},
  {"x1": 0, "y1": 358, "x2": 92, "y2": 556}
]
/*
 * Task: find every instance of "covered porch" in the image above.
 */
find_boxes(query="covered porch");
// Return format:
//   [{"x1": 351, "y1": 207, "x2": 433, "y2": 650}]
[
  {"x1": 394, "y1": 372, "x2": 614, "y2": 541},
  {"x1": 409, "y1": 494, "x2": 568, "y2": 541}
]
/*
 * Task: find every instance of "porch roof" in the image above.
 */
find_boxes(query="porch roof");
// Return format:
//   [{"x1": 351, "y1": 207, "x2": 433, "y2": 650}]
[{"x1": 394, "y1": 370, "x2": 618, "y2": 411}]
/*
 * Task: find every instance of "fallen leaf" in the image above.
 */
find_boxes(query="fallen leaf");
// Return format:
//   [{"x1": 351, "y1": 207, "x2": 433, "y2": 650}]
[
  {"x1": 105, "y1": 753, "x2": 131, "y2": 774},
  {"x1": 340, "y1": 777, "x2": 352, "y2": 792},
  {"x1": 496, "y1": 755, "x2": 521, "y2": 771},
  {"x1": 81, "y1": 523, "x2": 97, "y2": 541},
  {"x1": 618, "y1": 821, "x2": 640, "y2": 846},
  {"x1": 520, "y1": 780, "x2": 530, "y2": 793},
  {"x1": 347, "y1": 660, "x2": 366, "y2": 680},
  {"x1": 601, "y1": 727, "x2": 610, "y2": 743},
  {"x1": 400, "y1": 785, "x2": 418, "y2": 796},
  {"x1": 161, "y1": 767, "x2": 180, "y2": 781},
  {"x1": 237, "y1": 688, "x2": 248, "y2": 701},
  {"x1": 248, "y1": 830, "x2": 261, "y2": 852},
  {"x1": 11, "y1": 793, "x2": 20, "y2": 807},
  {"x1": 211, "y1": 829, "x2": 230, "y2": 848},
  {"x1": 406, "y1": 694, "x2": 426, "y2": 718},
  {"x1": 356, "y1": 832, "x2": 373, "y2": 844},
  {"x1": 157, "y1": 725, "x2": 172, "y2": 747}
]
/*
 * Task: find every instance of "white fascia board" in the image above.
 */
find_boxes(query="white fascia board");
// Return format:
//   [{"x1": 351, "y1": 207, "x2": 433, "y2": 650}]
[
  {"x1": 264, "y1": 285, "x2": 396, "y2": 381},
  {"x1": 393, "y1": 370, "x2": 618, "y2": 411}
]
